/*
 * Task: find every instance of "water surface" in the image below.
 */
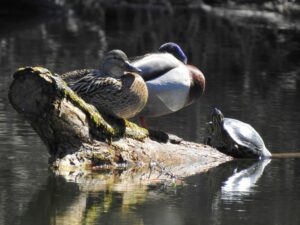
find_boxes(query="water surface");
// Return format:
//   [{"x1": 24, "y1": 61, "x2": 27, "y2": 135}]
[{"x1": 0, "y1": 8, "x2": 299, "y2": 225}]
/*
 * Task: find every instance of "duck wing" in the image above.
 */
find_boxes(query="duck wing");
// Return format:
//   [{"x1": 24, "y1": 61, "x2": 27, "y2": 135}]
[
  {"x1": 146, "y1": 66, "x2": 191, "y2": 113},
  {"x1": 70, "y1": 74, "x2": 122, "y2": 95},
  {"x1": 61, "y1": 69, "x2": 99, "y2": 83},
  {"x1": 132, "y1": 53, "x2": 183, "y2": 81}
]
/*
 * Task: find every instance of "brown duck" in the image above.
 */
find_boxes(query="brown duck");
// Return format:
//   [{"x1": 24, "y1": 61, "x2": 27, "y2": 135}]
[{"x1": 66, "y1": 50, "x2": 148, "y2": 119}]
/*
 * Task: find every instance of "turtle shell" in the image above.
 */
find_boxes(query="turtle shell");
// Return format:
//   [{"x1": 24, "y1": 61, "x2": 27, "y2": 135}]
[{"x1": 222, "y1": 118, "x2": 271, "y2": 158}]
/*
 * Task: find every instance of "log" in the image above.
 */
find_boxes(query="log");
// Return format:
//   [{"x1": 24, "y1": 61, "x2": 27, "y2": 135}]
[{"x1": 8, "y1": 66, "x2": 232, "y2": 181}]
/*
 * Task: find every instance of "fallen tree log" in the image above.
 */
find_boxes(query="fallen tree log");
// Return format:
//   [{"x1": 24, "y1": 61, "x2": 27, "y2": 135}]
[{"x1": 8, "y1": 67, "x2": 232, "y2": 180}]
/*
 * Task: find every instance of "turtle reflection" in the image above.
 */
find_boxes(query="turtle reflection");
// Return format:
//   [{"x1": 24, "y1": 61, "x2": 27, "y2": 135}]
[{"x1": 221, "y1": 159, "x2": 271, "y2": 201}]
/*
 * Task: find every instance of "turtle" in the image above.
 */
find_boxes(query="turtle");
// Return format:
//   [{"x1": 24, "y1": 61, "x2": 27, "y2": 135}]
[{"x1": 205, "y1": 108, "x2": 272, "y2": 159}]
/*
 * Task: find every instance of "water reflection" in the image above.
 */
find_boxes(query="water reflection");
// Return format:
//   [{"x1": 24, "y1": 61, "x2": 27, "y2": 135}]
[
  {"x1": 19, "y1": 172, "x2": 149, "y2": 225},
  {"x1": 221, "y1": 159, "x2": 271, "y2": 201},
  {"x1": 1, "y1": 158, "x2": 299, "y2": 225}
]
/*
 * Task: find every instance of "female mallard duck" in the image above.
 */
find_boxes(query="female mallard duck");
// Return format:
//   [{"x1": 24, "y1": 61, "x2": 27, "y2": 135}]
[
  {"x1": 132, "y1": 43, "x2": 205, "y2": 123},
  {"x1": 67, "y1": 50, "x2": 148, "y2": 119},
  {"x1": 62, "y1": 49, "x2": 141, "y2": 82}
]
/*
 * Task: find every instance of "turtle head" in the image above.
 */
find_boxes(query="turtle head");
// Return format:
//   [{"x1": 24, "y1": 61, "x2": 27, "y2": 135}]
[
  {"x1": 211, "y1": 108, "x2": 224, "y2": 127},
  {"x1": 101, "y1": 49, "x2": 141, "y2": 77},
  {"x1": 159, "y1": 42, "x2": 187, "y2": 64}
]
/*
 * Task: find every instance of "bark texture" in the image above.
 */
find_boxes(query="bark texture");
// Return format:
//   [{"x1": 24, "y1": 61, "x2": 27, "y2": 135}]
[{"x1": 8, "y1": 66, "x2": 232, "y2": 178}]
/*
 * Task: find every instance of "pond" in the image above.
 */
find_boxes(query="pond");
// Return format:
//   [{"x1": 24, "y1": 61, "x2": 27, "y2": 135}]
[{"x1": 0, "y1": 7, "x2": 300, "y2": 225}]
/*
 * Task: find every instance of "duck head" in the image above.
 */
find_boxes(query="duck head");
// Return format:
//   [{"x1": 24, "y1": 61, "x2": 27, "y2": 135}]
[
  {"x1": 159, "y1": 42, "x2": 188, "y2": 64},
  {"x1": 101, "y1": 49, "x2": 141, "y2": 77}
]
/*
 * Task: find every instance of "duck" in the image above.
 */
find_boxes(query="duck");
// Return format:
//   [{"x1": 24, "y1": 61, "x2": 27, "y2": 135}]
[
  {"x1": 159, "y1": 42, "x2": 188, "y2": 64},
  {"x1": 62, "y1": 50, "x2": 141, "y2": 83},
  {"x1": 65, "y1": 50, "x2": 148, "y2": 119},
  {"x1": 131, "y1": 43, "x2": 205, "y2": 125}
]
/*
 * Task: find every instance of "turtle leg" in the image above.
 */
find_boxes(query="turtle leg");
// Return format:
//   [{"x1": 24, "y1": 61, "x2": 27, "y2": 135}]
[{"x1": 228, "y1": 140, "x2": 240, "y2": 156}]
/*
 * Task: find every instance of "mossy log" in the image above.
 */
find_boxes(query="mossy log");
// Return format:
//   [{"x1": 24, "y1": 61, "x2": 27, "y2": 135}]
[{"x1": 8, "y1": 67, "x2": 232, "y2": 179}]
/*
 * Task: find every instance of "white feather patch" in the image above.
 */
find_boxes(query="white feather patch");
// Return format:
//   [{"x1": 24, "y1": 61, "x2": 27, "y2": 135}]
[{"x1": 146, "y1": 65, "x2": 191, "y2": 112}]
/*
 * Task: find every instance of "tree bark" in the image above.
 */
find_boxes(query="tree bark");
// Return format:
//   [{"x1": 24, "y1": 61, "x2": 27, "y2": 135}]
[{"x1": 8, "y1": 66, "x2": 232, "y2": 179}]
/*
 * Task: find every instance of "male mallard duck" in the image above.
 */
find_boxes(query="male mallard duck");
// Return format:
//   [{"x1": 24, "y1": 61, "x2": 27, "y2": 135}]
[
  {"x1": 132, "y1": 43, "x2": 205, "y2": 124},
  {"x1": 66, "y1": 50, "x2": 148, "y2": 119},
  {"x1": 159, "y1": 42, "x2": 188, "y2": 64}
]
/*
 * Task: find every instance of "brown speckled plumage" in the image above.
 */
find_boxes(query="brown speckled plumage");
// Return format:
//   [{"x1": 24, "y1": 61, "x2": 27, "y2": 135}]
[
  {"x1": 61, "y1": 50, "x2": 147, "y2": 119},
  {"x1": 69, "y1": 72, "x2": 148, "y2": 119},
  {"x1": 61, "y1": 69, "x2": 99, "y2": 83}
]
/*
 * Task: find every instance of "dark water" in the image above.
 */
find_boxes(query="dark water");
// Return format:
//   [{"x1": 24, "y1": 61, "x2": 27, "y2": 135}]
[{"x1": 0, "y1": 8, "x2": 300, "y2": 225}]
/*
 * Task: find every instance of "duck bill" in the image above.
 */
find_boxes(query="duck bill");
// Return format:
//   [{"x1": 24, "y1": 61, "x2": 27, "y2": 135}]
[{"x1": 124, "y1": 61, "x2": 142, "y2": 74}]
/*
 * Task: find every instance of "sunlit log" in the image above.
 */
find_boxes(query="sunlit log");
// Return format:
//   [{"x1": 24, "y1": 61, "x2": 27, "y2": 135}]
[{"x1": 8, "y1": 66, "x2": 232, "y2": 179}]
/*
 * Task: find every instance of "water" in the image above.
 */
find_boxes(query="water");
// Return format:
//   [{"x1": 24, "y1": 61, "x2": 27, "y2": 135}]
[{"x1": 0, "y1": 8, "x2": 300, "y2": 225}]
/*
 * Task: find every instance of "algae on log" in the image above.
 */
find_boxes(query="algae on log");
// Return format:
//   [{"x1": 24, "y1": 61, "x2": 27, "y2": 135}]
[{"x1": 8, "y1": 66, "x2": 232, "y2": 178}]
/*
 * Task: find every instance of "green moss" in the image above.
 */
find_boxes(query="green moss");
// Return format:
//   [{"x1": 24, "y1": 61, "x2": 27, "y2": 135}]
[
  {"x1": 92, "y1": 151, "x2": 113, "y2": 165},
  {"x1": 124, "y1": 120, "x2": 149, "y2": 140},
  {"x1": 63, "y1": 86, "x2": 117, "y2": 136},
  {"x1": 14, "y1": 67, "x2": 49, "y2": 79},
  {"x1": 63, "y1": 88, "x2": 149, "y2": 141}
]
